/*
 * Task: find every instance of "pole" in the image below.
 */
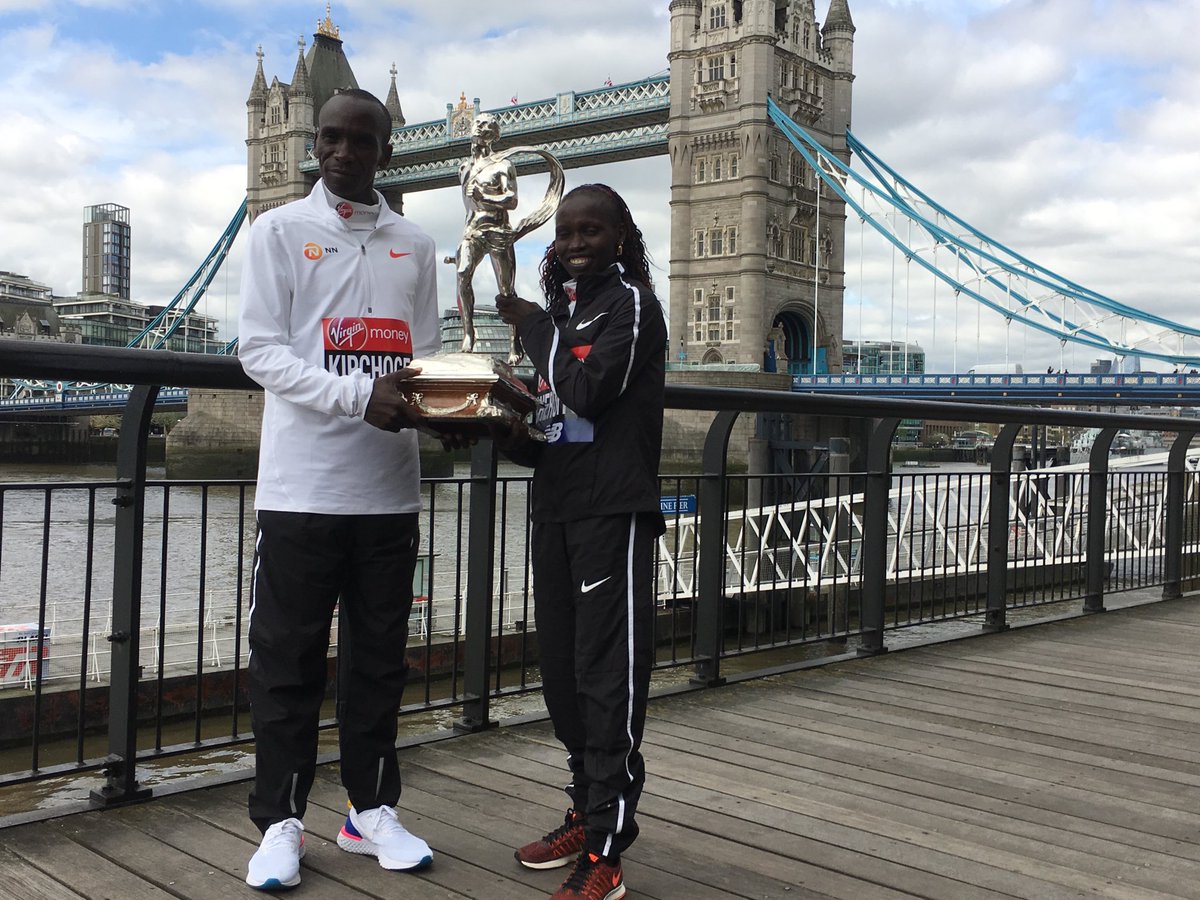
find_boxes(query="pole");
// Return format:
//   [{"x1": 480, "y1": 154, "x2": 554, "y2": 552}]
[{"x1": 813, "y1": 176, "x2": 821, "y2": 374}]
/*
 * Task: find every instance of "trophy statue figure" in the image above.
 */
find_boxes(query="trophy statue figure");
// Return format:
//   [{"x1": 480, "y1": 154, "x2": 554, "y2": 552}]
[
  {"x1": 396, "y1": 110, "x2": 562, "y2": 441},
  {"x1": 454, "y1": 112, "x2": 564, "y2": 366}
]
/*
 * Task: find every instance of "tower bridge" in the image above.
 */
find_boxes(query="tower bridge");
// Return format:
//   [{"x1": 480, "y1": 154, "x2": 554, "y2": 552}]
[
  {"x1": 248, "y1": 0, "x2": 857, "y2": 386},
  {"x1": 16, "y1": 2, "x2": 1200, "y2": 452}
]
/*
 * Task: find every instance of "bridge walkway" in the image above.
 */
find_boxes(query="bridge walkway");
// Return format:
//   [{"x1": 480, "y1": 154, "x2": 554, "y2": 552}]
[{"x1": 0, "y1": 598, "x2": 1198, "y2": 898}]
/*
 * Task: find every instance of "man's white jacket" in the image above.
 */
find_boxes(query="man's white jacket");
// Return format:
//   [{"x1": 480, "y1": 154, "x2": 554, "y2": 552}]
[{"x1": 238, "y1": 182, "x2": 441, "y2": 514}]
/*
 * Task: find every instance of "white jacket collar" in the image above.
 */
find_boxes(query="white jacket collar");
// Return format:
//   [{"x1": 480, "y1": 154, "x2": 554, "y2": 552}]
[{"x1": 304, "y1": 179, "x2": 404, "y2": 230}]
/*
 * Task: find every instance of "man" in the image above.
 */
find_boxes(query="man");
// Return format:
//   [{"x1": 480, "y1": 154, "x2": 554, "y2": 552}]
[
  {"x1": 454, "y1": 113, "x2": 519, "y2": 357},
  {"x1": 238, "y1": 88, "x2": 439, "y2": 891}
]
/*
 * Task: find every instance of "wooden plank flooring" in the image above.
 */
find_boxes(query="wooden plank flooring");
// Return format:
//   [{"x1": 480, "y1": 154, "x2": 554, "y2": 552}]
[{"x1": 2, "y1": 598, "x2": 1199, "y2": 899}]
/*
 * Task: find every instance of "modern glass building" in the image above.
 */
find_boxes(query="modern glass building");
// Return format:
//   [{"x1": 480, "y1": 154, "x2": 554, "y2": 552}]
[
  {"x1": 842, "y1": 340, "x2": 926, "y2": 444},
  {"x1": 54, "y1": 294, "x2": 219, "y2": 352},
  {"x1": 82, "y1": 203, "x2": 131, "y2": 300},
  {"x1": 842, "y1": 340, "x2": 925, "y2": 375},
  {"x1": 439, "y1": 305, "x2": 535, "y2": 378}
]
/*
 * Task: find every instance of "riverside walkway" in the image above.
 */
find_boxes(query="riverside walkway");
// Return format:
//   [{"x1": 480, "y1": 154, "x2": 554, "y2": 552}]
[{"x1": 1, "y1": 597, "x2": 1198, "y2": 899}]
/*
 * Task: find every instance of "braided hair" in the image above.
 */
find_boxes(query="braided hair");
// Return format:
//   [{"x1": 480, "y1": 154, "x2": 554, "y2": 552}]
[{"x1": 539, "y1": 184, "x2": 654, "y2": 308}]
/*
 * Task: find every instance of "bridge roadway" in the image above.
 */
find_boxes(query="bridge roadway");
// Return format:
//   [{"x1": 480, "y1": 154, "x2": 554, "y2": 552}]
[
  {"x1": 300, "y1": 75, "x2": 671, "y2": 193},
  {"x1": 792, "y1": 372, "x2": 1200, "y2": 404},
  {"x1": 0, "y1": 387, "x2": 188, "y2": 417},
  {"x1": 0, "y1": 594, "x2": 1197, "y2": 898}
]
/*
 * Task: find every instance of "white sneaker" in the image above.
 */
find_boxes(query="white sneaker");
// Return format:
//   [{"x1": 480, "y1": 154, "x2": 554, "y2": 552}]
[
  {"x1": 337, "y1": 804, "x2": 433, "y2": 871},
  {"x1": 246, "y1": 817, "x2": 305, "y2": 890}
]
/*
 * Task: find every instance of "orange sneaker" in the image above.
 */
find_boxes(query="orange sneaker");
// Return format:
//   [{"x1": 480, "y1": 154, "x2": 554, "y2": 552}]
[
  {"x1": 550, "y1": 851, "x2": 625, "y2": 900},
  {"x1": 515, "y1": 808, "x2": 586, "y2": 869}
]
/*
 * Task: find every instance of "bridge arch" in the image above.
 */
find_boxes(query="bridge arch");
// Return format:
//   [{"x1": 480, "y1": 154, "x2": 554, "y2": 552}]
[{"x1": 770, "y1": 303, "x2": 832, "y2": 375}]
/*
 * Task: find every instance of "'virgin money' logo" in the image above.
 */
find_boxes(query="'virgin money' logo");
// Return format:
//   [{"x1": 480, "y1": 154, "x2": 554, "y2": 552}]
[
  {"x1": 335, "y1": 202, "x2": 353, "y2": 219},
  {"x1": 303, "y1": 242, "x2": 323, "y2": 261},
  {"x1": 325, "y1": 317, "x2": 368, "y2": 351}
]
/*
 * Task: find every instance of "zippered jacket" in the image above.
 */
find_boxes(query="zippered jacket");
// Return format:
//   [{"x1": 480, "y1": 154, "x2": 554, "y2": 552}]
[
  {"x1": 514, "y1": 263, "x2": 666, "y2": 526},
  {"x1": 238, "y1": 182, "x2": 441, "y2": 514}
]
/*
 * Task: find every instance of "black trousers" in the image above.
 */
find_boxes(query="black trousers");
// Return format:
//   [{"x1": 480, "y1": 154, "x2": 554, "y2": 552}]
[
  {"x1": 247, "y1": 510, "x2": 418, "y2": 833},
  {"x1": 532, "y1": 513, "x2": 655, "y2": 860}
]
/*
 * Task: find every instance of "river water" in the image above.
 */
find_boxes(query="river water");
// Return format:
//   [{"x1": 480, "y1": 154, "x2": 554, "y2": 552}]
[{"x1": 0, "y1": 460, "x2": 540, "y2": 686}]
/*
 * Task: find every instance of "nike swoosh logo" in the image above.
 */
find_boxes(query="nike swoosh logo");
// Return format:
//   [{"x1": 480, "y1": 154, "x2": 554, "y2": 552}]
[
  {"x1": 389, "y1": 250, "x2": 411, "y2": 258},
  {"x1": 575, "y1": 312, "x2": 608, "y2": 329},
  {"x1": 580, "y1": 576, "x2": 612, "y2": 594}
]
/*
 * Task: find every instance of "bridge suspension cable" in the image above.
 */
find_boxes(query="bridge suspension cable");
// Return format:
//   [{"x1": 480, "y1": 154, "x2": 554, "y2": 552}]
[
  {"x1": 128, "y1": 199, "x2": 247, "y2": 353},
  {"x1": 767, "y1": 98, "x2": 1200, "y2": 367},
  {"x1": 8, "y1": 200, "x2": 247, "y2": 401}
]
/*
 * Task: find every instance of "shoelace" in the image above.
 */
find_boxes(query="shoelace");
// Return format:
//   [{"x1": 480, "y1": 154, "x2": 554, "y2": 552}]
[
  {"x1": 561, "y1": 853, "x2": 601, "y2": 893},
  {"x1": 262, "y1": 819, "x2": 303, "y2": 851},
  {"x1": 367, "y1": 805, "x2": 408, "y2": 837},
  {"x1": 542, "y1": 810, "x2": 582, "y2": 846}
]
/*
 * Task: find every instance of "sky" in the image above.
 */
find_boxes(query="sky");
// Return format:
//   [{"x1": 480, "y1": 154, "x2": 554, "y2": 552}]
[{"x1": 1, "y1": 0, "x2": 1197, "y2": 373}]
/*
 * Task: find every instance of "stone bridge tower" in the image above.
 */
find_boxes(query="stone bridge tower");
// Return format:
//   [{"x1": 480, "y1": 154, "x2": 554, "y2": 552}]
[
  {"x1": 667, "y1": 0, "x2": 854, "y2": 377},
  {"x1": 244, "y1": 4, "x2": 406, "y2": 220}
]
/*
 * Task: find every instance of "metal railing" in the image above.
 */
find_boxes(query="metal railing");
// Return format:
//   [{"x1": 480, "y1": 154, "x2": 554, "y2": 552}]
[{"x1": 0, "y1": 338, "x2": 1196, "y2": 806}]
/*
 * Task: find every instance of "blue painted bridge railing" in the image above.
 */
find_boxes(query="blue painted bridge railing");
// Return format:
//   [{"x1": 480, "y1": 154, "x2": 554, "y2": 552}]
[{"x1": 793, "y1": 371, "x2": 1200, "y2": 404}]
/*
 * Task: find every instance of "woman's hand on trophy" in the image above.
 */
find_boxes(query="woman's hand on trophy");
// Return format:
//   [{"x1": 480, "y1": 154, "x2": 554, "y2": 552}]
[
  {"x1": 487, "y1": 416, "x2": 532, "y2": 453},
  {"x1": 496, "y1": 293, "x2": 541, "y2": 327},
  {"x1": 364, "y1": 368, "x2": 424, "y2": 432}
]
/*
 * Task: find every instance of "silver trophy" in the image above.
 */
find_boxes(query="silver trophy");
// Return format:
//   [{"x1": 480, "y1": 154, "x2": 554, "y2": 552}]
[
  {"x1": 401, "y1": 107, "x2": 564, "y2": 439},
  {"x1": 454, "y1": 112, "x2": 565, "y2": 366}
]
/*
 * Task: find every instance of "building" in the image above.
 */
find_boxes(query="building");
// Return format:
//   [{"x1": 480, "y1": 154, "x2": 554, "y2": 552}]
[
  {"x1": 439, "y1": 306, "x2": 535, "y2": 378},
  {"x1": 54, "y1": 294, "x2": 219, "y2": 353},
  {"x1": 0, "y1": 271, "x2": 78, "y2": 343},
  {"x1": 82, "y1": 203, "x2": 131, "y2": 300},
  {"x1": 843, "y1": 340, "x2": 925, "y2": 375},
  {"x1": 0, "y1": 271, "x2": 82, "y2": 400},
  {"x1": 667, "y1": 0, "x2": 854, "y2": 374}
]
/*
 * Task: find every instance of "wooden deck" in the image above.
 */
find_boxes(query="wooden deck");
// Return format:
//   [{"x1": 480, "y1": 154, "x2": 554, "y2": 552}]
[{"x1": 2, "y1": 598, "x2": 1199, "y2": 899}]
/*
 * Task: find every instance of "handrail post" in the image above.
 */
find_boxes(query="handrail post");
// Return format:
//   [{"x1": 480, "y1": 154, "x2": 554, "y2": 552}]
[
  {"x1": 1084, "y1": 428, "x2": 1118, "y2": 613},
  {"x1": 90, "y1": 384, "x2": 157, "y2": 807},
  {"x1": 859, "y1": 417, "x2": 900, "y2": 656},
  {"x1": 984, "y1": 424, "x2": 1021, "y2": 632},
  {"x1": 1162, "y1": 430, "x2": 1197, "y2": 600},
  {"x1": 456, "y1": 438, "x2": 499, "y2": 733},
  {"x1": 691, "y1": 410, "x2": 738, "y2": 687}
]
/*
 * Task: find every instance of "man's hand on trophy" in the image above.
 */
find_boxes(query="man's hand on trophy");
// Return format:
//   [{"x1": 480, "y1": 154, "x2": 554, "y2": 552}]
[
  {"x1": 438, "y1": 430, "x2": 477, "y2": 452},
  {"x1": 364, "y1": 368, "x2": 424, "y2": 432},
  {"x1": 496, "y1": 293, "x2": 541, "y2": 327}
]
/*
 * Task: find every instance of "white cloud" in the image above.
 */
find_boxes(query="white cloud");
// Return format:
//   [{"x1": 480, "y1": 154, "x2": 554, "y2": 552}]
[{"x1": 3, "y1": 0, "x2": 1199, "y2": 371}]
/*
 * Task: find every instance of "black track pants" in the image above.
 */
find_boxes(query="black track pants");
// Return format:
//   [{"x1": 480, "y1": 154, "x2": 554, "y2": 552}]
[
  {"x1": 532, "y1": 513, "x2": 655, "y2": 860},
  {"x1": 247, "y1": 511, "x2": 418, "y2": 833}
]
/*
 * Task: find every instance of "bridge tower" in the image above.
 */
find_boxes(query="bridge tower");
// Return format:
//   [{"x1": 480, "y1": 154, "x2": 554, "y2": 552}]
[
  {"x1": 244, "y1": 5, "x2": 406, "y2": 220},
  {"x1": 667, "y1": 0, "x2": 853, "y2": 376}
]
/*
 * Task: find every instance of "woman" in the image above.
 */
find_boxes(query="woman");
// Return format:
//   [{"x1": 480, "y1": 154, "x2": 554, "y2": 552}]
[{"x1": 496, "y1": 183, "x2": 666, "y2": 900}]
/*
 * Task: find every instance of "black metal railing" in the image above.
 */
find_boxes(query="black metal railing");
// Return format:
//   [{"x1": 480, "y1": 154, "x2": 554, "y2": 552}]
[{"x1": 0, "y1": 339, "x2": 1197, "y2": 805}]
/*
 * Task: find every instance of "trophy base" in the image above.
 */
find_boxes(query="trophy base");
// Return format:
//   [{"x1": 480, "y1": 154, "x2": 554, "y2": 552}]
[{"x1": 401, "y1": 352, "x2": 539, "y2": 440}]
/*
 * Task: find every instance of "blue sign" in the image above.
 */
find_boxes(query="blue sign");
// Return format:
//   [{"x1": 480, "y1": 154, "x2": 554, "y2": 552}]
[{"x1": 660, "y1": 494, "x2": 697, "y2": 515}]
